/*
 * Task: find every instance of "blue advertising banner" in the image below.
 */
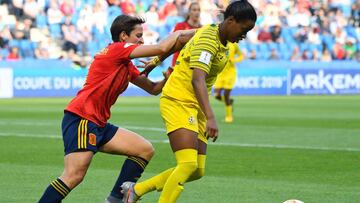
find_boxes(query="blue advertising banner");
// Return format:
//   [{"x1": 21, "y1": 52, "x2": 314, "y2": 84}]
[
  {"x1": 290, "y1": 69, "x2": 360, "y2": 95},
  {"x1": 233, "y1": 68, "x2": 288, "y2": 95},
  {"x1": 13, "y1": 68, "x2": 87, "y2": 97}
]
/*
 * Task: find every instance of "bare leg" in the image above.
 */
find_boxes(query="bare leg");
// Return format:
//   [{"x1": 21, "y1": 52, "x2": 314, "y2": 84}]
[{"x1": 60, "y1": 151, "x2": 94, "y2": 189}]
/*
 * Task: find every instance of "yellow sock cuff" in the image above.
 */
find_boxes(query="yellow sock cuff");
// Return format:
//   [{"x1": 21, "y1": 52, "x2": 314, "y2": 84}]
[
  {"x1": 175, "y1": 149, "x2": 198, "y2": 164},
  {"x1": 226, "y1": 105, "x2": 233, "y2": 117}
]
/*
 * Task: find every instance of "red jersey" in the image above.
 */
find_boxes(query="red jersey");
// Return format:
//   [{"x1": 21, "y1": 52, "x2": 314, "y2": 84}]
[
  {"x1": 171, "y1": 21, "x2": 200, "y2": 66},
  {"x1": 65, "y1": 42, "x2": 140, "y2": 127}
]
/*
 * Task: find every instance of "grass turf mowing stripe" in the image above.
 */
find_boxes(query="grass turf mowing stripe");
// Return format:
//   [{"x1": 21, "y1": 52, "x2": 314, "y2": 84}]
[{"x1": 1, "y1": 132, "x2": 359, "y2": 152}]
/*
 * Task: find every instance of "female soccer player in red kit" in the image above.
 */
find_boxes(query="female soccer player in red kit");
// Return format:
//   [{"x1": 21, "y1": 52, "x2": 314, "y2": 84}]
[
  {"x1": 171, "y1": 2, "x2": 202, "y2": 67},
  {"x1": 38, "y1": 15, "x2": 195, "y2": 203}
]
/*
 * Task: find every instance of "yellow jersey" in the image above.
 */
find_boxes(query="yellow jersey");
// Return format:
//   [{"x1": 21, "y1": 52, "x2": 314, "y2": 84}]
[
  {"x1": 162, "y1": 24, "x2": 229, "y2": 103},
  {"x1": 218, "y1": 42, "x2": 243, "y2": 77}
]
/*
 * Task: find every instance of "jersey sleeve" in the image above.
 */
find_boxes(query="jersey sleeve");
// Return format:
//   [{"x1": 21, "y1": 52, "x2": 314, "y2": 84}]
[
  {"x1": 189, "y1": 32, "x2": 218, "y2": 74},
  {"x1": 111, "y1": 42, "x2": 140, "y2": 60}
]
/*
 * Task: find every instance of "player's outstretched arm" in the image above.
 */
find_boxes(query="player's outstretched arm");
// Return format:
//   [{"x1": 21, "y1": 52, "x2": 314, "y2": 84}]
[
  {"x1": 140, "y1": 29, "x2": 196, "y2": 76},
  {"x1": 131, "y1": 67, "x2": 172, "y2": 95},
  {"x1": 129, "y1": 29, "x2": 196, "y2": 59}
]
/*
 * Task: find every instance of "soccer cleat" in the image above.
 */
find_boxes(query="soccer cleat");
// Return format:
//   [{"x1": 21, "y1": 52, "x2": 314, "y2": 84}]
[
  {"x1": 225, "y1": 116, "x2": 233, "y2": 123},
  {"x1": 104, "y1": 196, "x2": 124, "y2": 203},
  {"x1": 121, "y1": 182, "x2": 140, "y2": 203}
]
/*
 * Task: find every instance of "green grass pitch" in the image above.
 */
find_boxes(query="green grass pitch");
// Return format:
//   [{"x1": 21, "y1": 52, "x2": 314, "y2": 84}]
[{"x1": 0, "y1": 96, "x2": 359, "y2": 202}]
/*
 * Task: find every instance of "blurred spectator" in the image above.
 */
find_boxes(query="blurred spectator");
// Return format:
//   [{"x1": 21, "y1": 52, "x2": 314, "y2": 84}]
[
  {"x1": 308, "y1": 27, "x2": 321, "y2": 44},
  {"x1": 269, "y1": 48, "x2": 279, "y2": 60},
  {"x1": 135, "y1": 0, "x2": 146, "y2": 14},
  {"x1": 301, "y1": 49, "x2": 310, "y2": 60},
  {"x1": 92, "y1": 1, "x2": 108, "y2": 34},
  {"x1": 145, "y1": 4, "x2": 160, "y2": 27},
  {"x1": 294, "y1": 26, "x2": 309, "y2": 43},
  {"x1": 171, "y1": 1, "x2": 201, "y2": 66},
  {"x1": 312, "y1": 49, "x2": 320, "y2": 61},
  {"x1": 333, "y1": 40, "x2": 346, "y2": 60},
  {"x1": 321, "y1": 49, "x2": 332, "y2": 62},
  {"x1": 47, "y1": 0, "x2": 64, "y2": 25},
  {"x1": 62, "y1": 24, "x2": 78, "y2": 53},
  {"x1": 0, "y1": 26, "x2": 12, "y2": 47},
  {"x1": 350, "y1": 1, "x2": 360, "y2": 27},
  {"x1": 60, "y1": 0, "x2": 75, "y2": 16},
  {"x1": 120, "y1": 0, "x2": 136, "y2": 15},
  {"x1": 143, "y1": 25, "x2": 159, "y2": 45},
  {"x1": 258, "y1": 25, "x2": 271, "y2": 42},
  {"x1": 159, "y1": 0, "x2": 177, "y2": 22},
  {"x1": 10, "y1": 0, "x2": 23, "y2": 19},
  {"x1": 344, "y1": 38, "x2": 357, "y2": 60},
  {"x1": 22, "y1": 18, "x2": 32, "y2": 40},
  {"x1": 290, "y1": 46, "x2": 302, "y2": 61},
  {"x1": 77, "y1": 26, "x2": 92, "y2": 56},
  {"x1": 333, "y1": 26, "x2": 347, "y2": 45},
  {"x1": 11, "y1": 21, "x2": 26, "y2": 40},
  {"x1": 34, "y1": 41, "x2": 50, "y2": 59},
  {"x1": 0, "y1": 0, "x2": 358, "y2": 62},
  {"x1": 270, "y1": 25, "x2": 282, "y2": 43},
  {"x1": 23, "y1": 0, "x2": 40, "y2": 21},
  {"x1": 7, "y1": 46, "x2": 20, "y2": 60},
  {"x1": 199, "y1": 0, "x2": 217, "y2": 25},
  {"x1": 174, "y1": 0, "x2": 186, "y2": 18},
  {"x1": 248, "y1": 49, "x2": 257, "y2": 60}
]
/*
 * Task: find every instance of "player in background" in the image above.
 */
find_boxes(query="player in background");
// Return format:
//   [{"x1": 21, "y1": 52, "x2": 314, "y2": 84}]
[
  {"x1": 121, "y1": 1, "x2": 257, "y2": 202},
  {"x1": 171, "y1": 2, "x2": 202, "y2": 67},
  {"x1": 38, "y1": 14, "x2": 195, "y2": 203},
  {"x1": 214, "y1": 42, "x2": 244, "y2": 123}
]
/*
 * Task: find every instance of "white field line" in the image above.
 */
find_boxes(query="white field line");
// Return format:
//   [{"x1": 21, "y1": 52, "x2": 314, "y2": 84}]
[{"x1": 0, "y1": 131, "x2": 359, "y2": 152}]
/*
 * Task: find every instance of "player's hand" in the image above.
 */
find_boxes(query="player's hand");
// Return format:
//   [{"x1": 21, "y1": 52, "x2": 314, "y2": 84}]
[
  {"x1": 205, "y1": 117, "x2": 218, "y2": 142},
  {"x1": 140, "y1": 57, "x2": 161, "y2": 76},
  {"x1": 137, "y1": 59, "x2": 149, "y2": 69}
]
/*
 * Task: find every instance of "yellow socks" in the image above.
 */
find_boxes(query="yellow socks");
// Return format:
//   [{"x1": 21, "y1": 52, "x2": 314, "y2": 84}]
[
  {"x1": 225, "y1": 105, "x2": 233, "y2": 123},
  {"x1": 134, "y1": 168, "x2": 174, "y2": 196},
  {"x1": 188, "y1": 154, "x2": 206, "y2": 182},
  {"x1": 158, "y1": 149, "x2": 198, "y2": 203}
]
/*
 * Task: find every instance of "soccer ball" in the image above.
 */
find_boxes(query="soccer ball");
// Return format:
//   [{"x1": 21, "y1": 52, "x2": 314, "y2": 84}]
[{"x1": 283, "y1": 200, "x2": 304, "y2": 203}]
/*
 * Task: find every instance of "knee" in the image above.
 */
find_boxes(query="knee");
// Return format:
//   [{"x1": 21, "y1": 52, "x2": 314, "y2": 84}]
[
  {"x1": 61, "y1": 170, "x2": 86, "y2": 188},
  {"x1": 139, "y1": 142, "x2": 155, "y2": 160}
]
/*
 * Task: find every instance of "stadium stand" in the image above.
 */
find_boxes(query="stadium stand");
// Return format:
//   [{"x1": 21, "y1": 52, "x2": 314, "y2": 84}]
[{"x1": 0, "y1": 0, "x2": 359, "y2": 64}]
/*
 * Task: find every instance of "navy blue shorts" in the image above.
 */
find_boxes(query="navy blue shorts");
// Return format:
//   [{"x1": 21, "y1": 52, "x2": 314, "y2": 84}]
[{"x1": 61, "y1": 111, "x2": 118, "y2": 155}]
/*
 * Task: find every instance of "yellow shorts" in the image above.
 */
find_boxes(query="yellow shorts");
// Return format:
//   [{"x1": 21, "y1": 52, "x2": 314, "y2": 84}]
[
  {"x1": 214, "y1": 69, "x2": 236, "y2": 89},
  {"x1": 160, "y1": 96, "x2": 208, "y2": 144}
]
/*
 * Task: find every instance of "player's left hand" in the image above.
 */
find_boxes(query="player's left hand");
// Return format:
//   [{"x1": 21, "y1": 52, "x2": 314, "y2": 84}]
[
  {"x1": 206, "y1": 117, "x2": 218, "y2": 142},
  {"x1": 140, "y1": 61, "x2": 157, "y2": 77}
]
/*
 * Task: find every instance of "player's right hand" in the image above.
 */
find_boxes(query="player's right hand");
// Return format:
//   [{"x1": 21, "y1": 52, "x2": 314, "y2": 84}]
[
  {"x1": 140, "y1": 61, "x2": 157, "y2": 77},
  {"x1": 206, "y1": 117, "x2": 218, "y2": 142}
]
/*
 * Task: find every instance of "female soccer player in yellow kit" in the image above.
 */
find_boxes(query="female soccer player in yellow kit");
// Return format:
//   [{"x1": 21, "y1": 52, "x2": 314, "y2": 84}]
[
  {"x1": 121, "y1": 1, "x2": 257, "y2": 202},
  {"x1": 214, "y1": 42, "x2": 244, "y2": 123}
]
